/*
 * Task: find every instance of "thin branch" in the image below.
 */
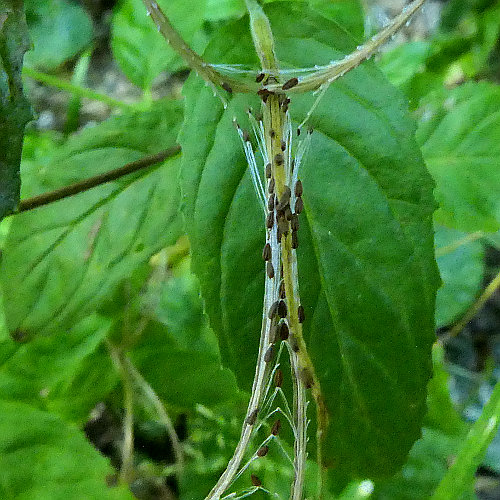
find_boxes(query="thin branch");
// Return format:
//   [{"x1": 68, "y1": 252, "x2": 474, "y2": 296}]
[
  {"x1": 14, "y1": 145, "x2": 180, "y2": 214},
  {"x1": 23, "y1": 67, "x2": 137, "y2": 111}
]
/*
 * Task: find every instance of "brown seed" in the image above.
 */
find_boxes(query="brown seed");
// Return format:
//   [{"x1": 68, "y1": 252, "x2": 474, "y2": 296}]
[
  {"x1": 281, "y1": 140, "x2": 286, "y2": 151},
  {"x1": 251, "y1": 474, "x2": 262, "y2": 487},
  {"x1": 266, "y1": 211, "x2": 274, "y2": 229},
  {"x1": 279, "y1": 280, "x2": 286, "y2": 298},
  {"x1": 256, "y1": 72, "x2": 265, "y2": 83},
  {"x1": 277, "y1": 218, "x2": 289, "y2": 239},
  {"x1": 257, "y1": 445, "x2": 269, "y2": 457},
  {"x1": 265, "y1": 163, "x2": 272, "y2": 178},
  {"x1": 291, "y1": 230, "x2": 298, "y2": 249},
  {"x1": 242, "y1": 129, "x2": 251, "y2": 142},
  {"x1": 301, "y1": 367, "x2": 314, "y2": 389},
  {"x1": 298, "y1": 305, "x2": 305, "y2": 323},
  {"x1": 279, "y1": 321, "x2": 289, "y2": 340},
  {"x1": 295, "y1": 196, "x2": 304, "y2": 214},
  {"x1": 277, "y1": 300, "x2": 287, "y2": 318},
  {"x1": 271, "y1": 419, "x2": 282, "y2": 436},
  {"x1": 278, "y1": 186, "x2": 291, "y2": 209},
  {"x1": 289, "y1": 334, "x2": 300, "y2": 352},
  {"x1": 267, "y1": 194, "x2": 275, "y2": 212},
  {"x1": 295, "y1": 180, "x2": 303, "y2": 197},
  {"x1": 274, "y1": 153, "x2": 284, "y2": 165},
  {"x1": 264, "y1": 345, "x2": 274, "y2": 363},
  {"x1": 221, "y1": 82, "x2": 233, "y2": 93},
  {"x1": 291, "y1": 213, "x2": 299, "y2": 232},
  {"x1": 246, "y1": 408, "x2": 259, "y2": 425},
  {"x1": 257, "y1": 88, "x2": 272, "y2": 102},
  {"x1": 267, "y1": 262, "x2": 275, "y2": 279},
  {"x1": 262, "y1": 243, "x2": 271, "y2": 261},
  {"x1": 268, "y1": 301, "x2": 279, "y2": 319},
  {"x1": 269, "y1": 323, "x2": 278, "y2": 343},
  {"x1": 274, "y1": 369, "x2": 283, "y2": 388},
  {"x1": 269, "y1": 177, "x2": 275, "y2": 194},
  {"x1": 282, "y1": 77, "x2": 299, "y2": 90},
  {"x1": 284, "y1": 206, "x2": 292, "y2": 221}
]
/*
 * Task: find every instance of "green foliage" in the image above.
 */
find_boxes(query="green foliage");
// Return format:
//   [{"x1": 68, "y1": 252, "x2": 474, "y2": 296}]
[{"x1": 0, "y1": 0, "x2": 33, "y2": 221}]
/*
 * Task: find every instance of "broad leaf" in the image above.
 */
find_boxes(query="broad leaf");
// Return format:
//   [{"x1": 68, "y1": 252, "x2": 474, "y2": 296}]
[
  {"x1": 180, "y1": 2, "x2": 439, "y2": 478},
  {"x1": 0, "y1": 0, "x2": 32, "y2": 221},
  {"x1": 0, "y1": 400, "x2": 133, "y2": 500},
  {"x1": 0, "y1": 102, "x2": 184, "y2": 338},
  {"x1": 417, "y1": 82, "x2": 500, "y2": 232},
  {"x1": 434, "y1": 225, "x2": 484, "y2": 328}
]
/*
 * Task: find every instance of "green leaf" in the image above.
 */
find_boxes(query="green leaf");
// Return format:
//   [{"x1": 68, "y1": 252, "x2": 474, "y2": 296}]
[
  {"x1": 417, "y1": 82, "x2": 500, "y2": 232},
  {"x1": 111, "y1": 0, "x2": 207, "y2": 90},
  {"x1": 0, "y1": 399, "x2": 133, "y2": 500},
  {"x1": 431, "y1": 378, "x2": 500, "y2": 499},
  {"x1": 24, "y1": 0, "x2": 94, "y2": 70},
  {"x1": 205, "y1": 0, "x2": 245, "y2": 21},
  {"x1": 434, "y1": 225, "x2": 484, "y2": 328},
  {"x1": 0, "y1": 0, "x2": 33, "y2": 221},
  {"x1": 180, "y1": 2, "x2": 439, "y2": 479},
  {"x1": 0, "y1": 101, "x2": 184, "y2": 338}
]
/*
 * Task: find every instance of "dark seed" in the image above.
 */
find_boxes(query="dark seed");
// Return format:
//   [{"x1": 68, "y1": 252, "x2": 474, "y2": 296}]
[
  {"x1": 267, "y1": 261, "x2": 275, "y2": 279},
  {"x1": 278, "y1": 186, "x2": 291, "y2": 210},
  {"x1": 265, "y1": 163, "x2": 272, "y2": 178},
  {"x1": 271, "y1": 419, "x2": 282, "y2": 436},
  {"x1": 277, "y1": 218, "x2": 289, "y2": 239},
  {"x1": 243, "y1": 129, "x2": 251, "y2": 142},
  {"x1": 257, "y1": 445, "x2": 269, "y2": 457},
  {"x1": 256, "y1": 72, "x2": 265, "y2": 83},
  {"x1": 251, "y1": 474, "x2": 262, "y2": 487},
  {"x1": 284, "y1": 206, "x2": 292, "y2": 221},
  {"x1": 270, "y1": 129, "x2": 275, "y2": 138},
  {"x1": 279, "y1": 280, "x2": 286, "y2": 298},
  {"x1": 281, "y1": 140, "x2": 286, "y2": 151},
  {"x1": 274, "y1": 369, "x2": 283, "y2": 387},
  {"x1": 264, "y1": 345, "x2": 274, "y2": 363},
  {"x1": 266, "y1": 212, "x2": 274, "y2": 229},
  {"x1": 246, "y1": 408, "x2": 259, "y2": 425},
  {"x1": 298, "y1": 305, "x2": 305, "y2": 323},
  {"x1": 291, "y1": 230, "x2": 298, "y2": 249},
  {"x1": 222, "y1": 82, "x2": 233, "y2": 93},
  {"x1": 291, "y1": 213, "x2": 299, "y2": 232},
  {"x1": 269, "y1": 177, "x2": 275, "y2": 194},
  {"x1": 282, "y1": 77, "x2": 299, "y2": 90},
  {"x1": 279, "y1": 321, "x2": 289, "y2": 340},
  {"x1": 297, "y1": 127, "x2": 301, "y2": 136},
  {"x1": 274, "y1": 153, "x2": 284, "y2": 165},
  {"x1": 267, "y1": 194, "x2": 275, "y2": 212},
  {"x1": 262, "y1": 243, "x2": 271, "y2": 261},
  {"x1": 295, "y1": 180, "x2": 303, "y2": 197},
  {"x1": 295, "y1": 196, "x2": 304, "y2": 214},
  {"x1": 268, "y1": 301, "x2": 279, "y2": 319},
  {"x1": 289, "y1": 335, "x2": 300, "y2": 352},
  {"x1": 301, "y1": 367, "x2": 314, "y2": 389},
  {"x1": 277, "y1": 300, "x2": 287, "y2": 318}
]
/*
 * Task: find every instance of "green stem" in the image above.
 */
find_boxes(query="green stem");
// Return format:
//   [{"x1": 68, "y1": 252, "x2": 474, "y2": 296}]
[{"x1": 23, "y1": 66, "x2": 137, "y2": 111}]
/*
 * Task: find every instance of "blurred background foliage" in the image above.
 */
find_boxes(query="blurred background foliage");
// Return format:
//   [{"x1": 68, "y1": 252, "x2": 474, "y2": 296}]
[{"x1": 0, "y1": 0, "x2": 499, "y2": 498}]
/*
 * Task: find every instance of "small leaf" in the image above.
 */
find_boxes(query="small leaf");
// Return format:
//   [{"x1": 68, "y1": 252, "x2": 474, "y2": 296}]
[
  {"x1": 180, "y1": 3, "x2": 439, "y2": 478},
  {"x1": 417, "y1": 82, "x2": 500, "y2": 232},
  {"x1": 0, "y1": 102, "x2": 184, "y2": 337},
  {"x1": 0, "y1": 399, "x2": 133, "y2": 500},
  {"x1": 0, "y1": 0, "x2": 33, "y2": 221}
]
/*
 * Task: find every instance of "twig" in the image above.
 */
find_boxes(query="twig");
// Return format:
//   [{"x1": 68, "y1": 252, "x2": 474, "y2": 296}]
[{"x1": 14, "y1": 145, "x2": 180, "y2": 214}]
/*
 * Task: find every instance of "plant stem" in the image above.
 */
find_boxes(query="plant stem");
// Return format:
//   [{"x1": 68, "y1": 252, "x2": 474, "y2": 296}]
[
  {"x1": 13, "y1": 145, "x2": 180, "y2": 214},
  {"x1": 435, "y1": 231, "x2": 484, "y2": 257},
  {"x1": 23, "y1": 66, "x2": 136, "y2": 111}
]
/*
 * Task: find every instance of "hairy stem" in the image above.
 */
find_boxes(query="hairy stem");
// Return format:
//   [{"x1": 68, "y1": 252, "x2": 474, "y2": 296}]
[{"x1": 13, "y1": 146, "x2": 180, "y2": 214}]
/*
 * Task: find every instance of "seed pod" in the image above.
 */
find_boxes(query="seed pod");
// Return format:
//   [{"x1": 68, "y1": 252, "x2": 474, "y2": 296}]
[
  {"x1": 277, "y1": 186, "x2": 291, "y2": 210},
  {"x1": 251, "y1": 474, "x2": 262, "y2": 487},
  {"x1": 264, "y1": 345, "x2": 274, "y2": 363},
  {"x1": 265, "y1": 162, "x2": 272, "y2": 178},
  {"x1": 295, "y1": 180, "x2": 303, "y2": 197},
  {"x1": 277, "y1": 300, "x2": 287, "y2": 318},
  {"x1": 256, "y1": 72, "x2": 265, "y2": 83},
  {"x1": 246, "y1": 408, "x2": 259, "y2": 425},
  {"x1": 291, "y1": 230, "x2": 299, "y2": 249},
  {"x1": 282, "y1": 77, "x2": 299, "y2": 90},
  {"x1": 295, "y1": 196, "x2": 304, "y2": 214},
  {"x1": 279, "y1": 280, "x2": 286, "y2": 298},
  {"x1": 281, "y1": 140, "x2": 286, "y2": 151},
  {"x1": 279, "y1": 321, "x2": 289, "y2": 340},
  {"x1": 269, "y1": 177, "x2": 275, "y2": 194},
  {"x1": 262, "y1": 243, "x2": 271, "y2": 261},
  {"x1": 221, "y1": 82, "x2": 233, "y2": 93},
  {"x1": 274, "y1": 369, "x2": 283, "y2": 388},
  {"x1": 268, "y1": 301, "x2": 279, "y2": 319},
  {"x1": 266, "y1": 261, "x2": 275, "y2": 279},
  {"x1": 266, "y1": 212, "x2": 274, "y2": 229},
  {"x1": 274, "y1": 153, "x2": 284, "y2": 165},
  {"x1": 284, "y1": 206, "x2": 292, "y2": 221},
  {"x1": 267, "y1": 194, "x2": 275, "y2": 212},
  {"x1": 269, "y1": 323, "x2": 279, "y2": 343},
  {"x1": 277, "y1": 218, "x2": 289, "y2": 239},
  {"x1": 291, "y1": 213, "x2": 299, "y2": 232},
  {"x1": 271, "y1": 419, "x2": 282, "y2": 436},
  {"x1": 298, "y1": 305, "x2": 305, "y2": 323},
  {"x1": 289, "y1": 335, "x2": 300, "y2": 352},
  {"x1": 301, "y1": 367, "x2": 314, "y2": 389},
  {"x1": 257, "y1": 445, "x2": 269, "y2": 457}
]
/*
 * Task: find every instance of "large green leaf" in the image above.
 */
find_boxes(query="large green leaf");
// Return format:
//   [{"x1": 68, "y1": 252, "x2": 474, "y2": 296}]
[
  {"x1": 0, "y1": 399, "x2": 133, "y2": 500},
  {"x1": 0, "y1": 101, "x2": 184, "y2": 338},
  {"x1": 0, "y1": 0, "x2": 32, "y2": 221},
  {"x1": 417, "y1": 82, "x2": 500, "y2": 232},
  {"x1": 180, "y1": 2, "x2": 439, "y2": 478}
]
